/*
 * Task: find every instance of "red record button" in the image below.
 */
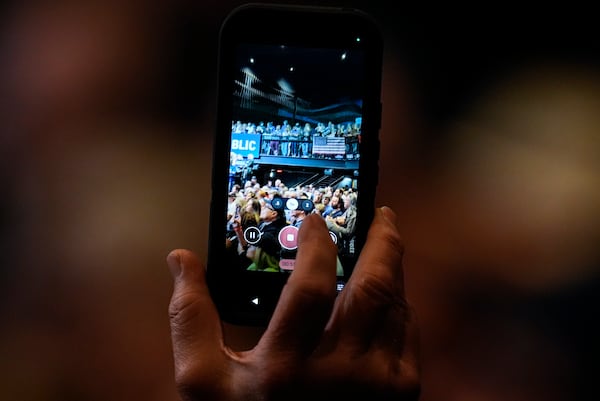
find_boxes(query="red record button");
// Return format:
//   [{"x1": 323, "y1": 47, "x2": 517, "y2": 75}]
[{"x1": 278, "y1": 225, "x2": 299, "y2": 250}]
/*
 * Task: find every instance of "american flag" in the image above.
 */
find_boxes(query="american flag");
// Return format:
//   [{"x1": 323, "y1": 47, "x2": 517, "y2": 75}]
[{"x1": 312, "y1": 136, "x2": 346, "y2": 155}]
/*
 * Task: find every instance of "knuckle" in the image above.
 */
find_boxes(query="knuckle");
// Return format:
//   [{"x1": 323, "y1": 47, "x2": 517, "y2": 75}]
[
  {"x1": 366, "y1": 357, "x2": 420, "y2": 401},
  {"x1": 168, "y1": 291, "x2": 202, "y2": 327},
  {"x1": 391, "y1": 360, "x2": 421, "y2": 400},
  {"x1": 173, "y1": 355, "x2": 227, "y2": 401},
  {"x1": 354, "y1": 270, "x2": 397, "y2": 303},
  {"x1": 288, "y1": 277, "x2": 337, "y2": 305},
  {"x1": 175, "y1": 372, "x2": 218, "y2": 401},
  {"x1": 374, "y1": 223, "x2": 405, "y2": 256}
]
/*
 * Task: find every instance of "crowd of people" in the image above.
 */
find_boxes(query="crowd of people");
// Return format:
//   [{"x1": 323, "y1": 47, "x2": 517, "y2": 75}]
[
  {"x1": 232, "y1": 119, "x2": 361, "y2": 158},
  {"x1": 225, "y1": 176, "x2": 358, "y2": 273}
]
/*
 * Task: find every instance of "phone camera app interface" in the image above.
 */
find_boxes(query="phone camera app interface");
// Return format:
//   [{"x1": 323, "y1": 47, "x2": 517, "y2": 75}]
[{"x1": 225, "y1": 42, "x2": 366, "y2": 277}]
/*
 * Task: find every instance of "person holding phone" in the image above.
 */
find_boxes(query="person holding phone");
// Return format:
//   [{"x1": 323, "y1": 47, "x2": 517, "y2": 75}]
[{"x1": 166, "y1": 206, "x2": 420, "y2": 401}]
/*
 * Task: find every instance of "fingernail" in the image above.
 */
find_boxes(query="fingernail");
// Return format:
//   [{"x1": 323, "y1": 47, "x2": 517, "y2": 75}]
[
  {"x1": 379, "y1": 206, "x2": 397, "y2": 225},
  {"x1": 166, "y1": 250, "x2": 182, "y2": 278}
]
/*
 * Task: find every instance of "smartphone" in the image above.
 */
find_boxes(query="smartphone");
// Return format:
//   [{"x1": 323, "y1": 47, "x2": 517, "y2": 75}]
[{"x1": 207, "y1": 3, "x2": 383, "y2": 326}]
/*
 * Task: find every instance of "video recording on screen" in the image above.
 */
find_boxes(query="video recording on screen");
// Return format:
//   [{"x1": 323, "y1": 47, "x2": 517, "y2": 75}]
[{"x1": 225, "y1": 43, "x2": 366, "y2": 276}]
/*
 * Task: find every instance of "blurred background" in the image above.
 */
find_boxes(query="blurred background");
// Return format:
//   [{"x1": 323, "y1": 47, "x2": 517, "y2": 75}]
[{"x1": 1, "y1": 1, "x2": 598, "y2": 400}]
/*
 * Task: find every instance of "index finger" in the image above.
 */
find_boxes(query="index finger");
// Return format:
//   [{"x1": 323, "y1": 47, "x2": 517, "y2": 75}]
[
  {"x1": 327, "y1": 206, "x2": 406, "y2": 349},
  {"x1": 257, "y1": 214, "x2": 338, "y2": 359}
]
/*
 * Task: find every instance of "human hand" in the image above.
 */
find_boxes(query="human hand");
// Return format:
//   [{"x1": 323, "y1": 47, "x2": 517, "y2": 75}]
[{"x1": 166, "y1": 206, "x2": 420, "y2": 401}]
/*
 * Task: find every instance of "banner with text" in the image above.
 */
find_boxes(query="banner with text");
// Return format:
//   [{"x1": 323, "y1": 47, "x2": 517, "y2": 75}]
[{"x1": 230, "y1": 133, "x2": 261, "y2": 159}]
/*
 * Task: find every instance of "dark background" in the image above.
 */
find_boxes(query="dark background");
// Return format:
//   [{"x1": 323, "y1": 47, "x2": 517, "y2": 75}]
[{"x1": 1, "y1": 1, "x2": 598, "y2": 400}]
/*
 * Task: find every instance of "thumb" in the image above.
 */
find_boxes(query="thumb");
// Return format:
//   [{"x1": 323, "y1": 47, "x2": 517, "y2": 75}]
[{"x1": 167, "y1": 249, "x2": 224, "y2": 378}]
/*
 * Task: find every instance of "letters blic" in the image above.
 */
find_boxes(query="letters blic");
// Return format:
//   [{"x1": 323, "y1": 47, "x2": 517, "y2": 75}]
[
  {"x1": 230, "y1": 133, "x2": 261, "y2": 158},
  {"x1": 231, "y1": 139, "x2": 257, "y2": 151}
]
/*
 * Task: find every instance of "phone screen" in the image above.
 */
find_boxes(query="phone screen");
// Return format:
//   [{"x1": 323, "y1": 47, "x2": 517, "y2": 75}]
[{"x1": 224, "y1": 41, "x2": 369, "y2": 289}]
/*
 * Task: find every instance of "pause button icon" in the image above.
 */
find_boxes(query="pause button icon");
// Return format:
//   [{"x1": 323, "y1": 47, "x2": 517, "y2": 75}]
[{"x1": 244, "y1": 227, "x2": 261, "y2": 244}]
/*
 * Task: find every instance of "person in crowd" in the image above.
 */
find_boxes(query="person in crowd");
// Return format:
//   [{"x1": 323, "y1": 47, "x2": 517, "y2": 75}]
[
  {"x1": 226, "y1": 191, "x2": 238, "y2": 224},
  {"x1": 290, "y1": 205, "x2": 307, "y2": 228},
  {"x1": 326, "y1": 193, "x2": 358, "y2": 252},
  {"x1": 301, "y1": 122, "x2": 312, "y2": 156},
  {"x1": 323, "y1": 195, "x2": 343, "y2": 219},
  {"x1": 245, "y1": 197, "x2": 286, "y2": 272}
]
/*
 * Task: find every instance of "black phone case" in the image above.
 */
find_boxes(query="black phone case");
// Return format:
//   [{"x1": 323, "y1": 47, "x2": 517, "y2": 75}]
[{"x1": 207, "y1": 3, "x2": 383, "y2": 326}]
